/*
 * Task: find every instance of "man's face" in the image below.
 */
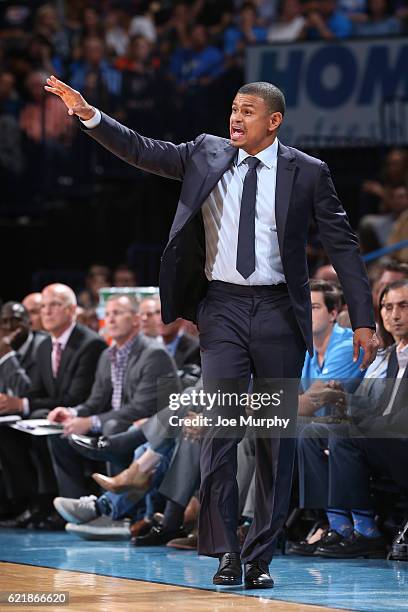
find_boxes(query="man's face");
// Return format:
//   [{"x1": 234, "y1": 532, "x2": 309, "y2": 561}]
[
  {"x1": 140, "y1": 299, "x2": 161, "y2": 337},
  {"x1": 113, "y1": 270, "x2": 136, "y2": 287},
  {"x1": 381, "y1": 287, "x2": 408, "y2": 341},
  {"x1": 0, "y1": 303, "x2": 30, "y2": 349},
  {"x1": 105, "y1": 297, "x2": 140, "y2": 344},
  {"x1": 373, "y1": 270, "x2": 407, "y2": 311},
  {"x1": 389, "y1": 187, "x2": 408, "y2": 214},
  {"x1": 40, "y1": 288, "x2": 76, "y2": 336},
  {"x1": 22, "y1": 294, "x2": 43, "y2": 331},
  {"x1": 311, "y1": 291, "x2": 337, "y2": 336},
  {"x1": 230, "y1": 93, "x2": 281, "y2": 155}
]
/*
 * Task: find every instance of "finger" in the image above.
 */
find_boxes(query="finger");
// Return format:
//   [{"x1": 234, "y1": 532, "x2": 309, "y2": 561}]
[
  {"x1": 352, "y1": 338, "x2": 360, "y2": 362},
  {"x1": 44, "y1": 86, "x2": 63, "y2": 96},
  {"x1": 361, "y1": 344, "x2": 375, "y2": 370},
  {"x1": 50, "y1": 75, "x2": 73, "y2": 92}
]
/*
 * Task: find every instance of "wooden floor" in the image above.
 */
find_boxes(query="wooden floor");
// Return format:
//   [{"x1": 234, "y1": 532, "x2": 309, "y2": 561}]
[{"x1": 0, "y1": 562, "x2": 339, "y2": 612}]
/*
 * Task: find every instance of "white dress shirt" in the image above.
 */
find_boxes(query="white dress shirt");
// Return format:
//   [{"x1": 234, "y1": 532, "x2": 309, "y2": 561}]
[
  {"x1": 382, "y1": 342, "x2": 408, "y2": 415},
  {"x1": 82, "y1": 112, "x2": 285, "y2": 285},
  {"x1": 202, "y1": 139, "x2": 285, "y2": 285}
]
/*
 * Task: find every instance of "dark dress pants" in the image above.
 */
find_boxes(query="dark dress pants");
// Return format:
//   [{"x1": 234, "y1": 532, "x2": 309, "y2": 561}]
[{"x1": 197, "y1": 281, "x2": 305, "y2": 563}]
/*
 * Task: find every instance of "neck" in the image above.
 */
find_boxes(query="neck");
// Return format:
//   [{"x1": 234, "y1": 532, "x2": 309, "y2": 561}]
[
  {"x1": 163, "y1": 331, "x2": 178, "y2": 344},
  {"x1": 313, "y1": 325, "x2": 334, "y2": 360},
  {"x1": 53, "y1": 321, "x2": 74, "y2": 340},
  {"x1": 241, "y1": 135, "x2": 276, "y2": 156},
  {"x1": 115, "y1": 331, "x2": 138, "y2": 348}
]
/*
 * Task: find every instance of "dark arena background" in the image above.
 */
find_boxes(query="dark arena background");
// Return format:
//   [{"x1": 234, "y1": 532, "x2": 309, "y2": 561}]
[{"x1": 0, "y1": 1, "x2": 407, "y2": 611}]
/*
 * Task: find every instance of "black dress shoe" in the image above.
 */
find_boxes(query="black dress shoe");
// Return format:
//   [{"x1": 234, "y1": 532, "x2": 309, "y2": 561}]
[
  {"x1": 0, "y1": 507, "x2": 44, "y2": 529},
  {"x1": 244, "y1": 560, "x2": 274, "y2": 589},
  {"x1": 316, "y1": 530, "x2": 387, "y2": 558},
  {"x1": 132, "y1": 524, "x2": 186, "y2": 546},
  {"x1": 68, "y1": 434, "x2": 115, "y2": 462},
  {"x1": 213, "y1": 552, "x2": 242, "y2": 586},
  {"x1": 288, "y1": 529, "x2": 343, "y2": 556}
]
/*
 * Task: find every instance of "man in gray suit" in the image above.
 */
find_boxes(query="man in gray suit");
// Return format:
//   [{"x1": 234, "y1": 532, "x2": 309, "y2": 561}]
[
  {"x1": 48, "y1": 294, "x2": 180, "y2": 498},
  {"x1": 45, "y1": 76, "x2": 378, "y2": 588}
]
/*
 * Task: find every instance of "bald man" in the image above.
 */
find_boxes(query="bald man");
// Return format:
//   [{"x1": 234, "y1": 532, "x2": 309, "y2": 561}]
[
  {"x1": 22, "y1": 293, "x2": 44, "y2": 331},
  {"x1": 0, "y1": 284, "x2": 106, "y2": 528}
]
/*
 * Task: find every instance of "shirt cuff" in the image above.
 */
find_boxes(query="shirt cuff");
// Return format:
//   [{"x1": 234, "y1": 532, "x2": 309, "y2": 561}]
[
  {"x1": 91, "y1": 415, "x2": 102, "y2": 433},
  {"x1": 80, "y1": 108, "x2": 101, "y2": 128},
  {"x1": 0, "y1": 351, "x2": 16, "y2": 367},
  {"x1": 22, "y1": 398, "x2": 30, "y2": 417},
  {"x1": 69, "y1": 408, "x2": 78, "y2": 417}
]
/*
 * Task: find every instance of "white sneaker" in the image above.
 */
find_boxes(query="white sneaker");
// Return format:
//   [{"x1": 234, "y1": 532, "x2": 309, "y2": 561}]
[
  {"x1": 53, "y1": 495, "x2": 98, "y2": 524},
  {"x1": 66, "y1": 516, "x2": 131, "y2": 540}
]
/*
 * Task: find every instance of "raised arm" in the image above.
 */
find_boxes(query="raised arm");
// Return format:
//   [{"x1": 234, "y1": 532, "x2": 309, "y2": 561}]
[{"x1": 45, "y1": 75, "x2": 196, "y2": 181}]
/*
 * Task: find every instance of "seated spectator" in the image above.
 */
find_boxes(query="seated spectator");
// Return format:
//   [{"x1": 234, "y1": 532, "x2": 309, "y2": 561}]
[
  {"x1": 70, "y1": 37, "x2": 122, "y2": 108},
  {"x1": 77, "y1": 264, "x2": 111, "y2": 309},
  {"x1": 224, "y1": 2, "x2": 267, "y2": 56},
  {"x1": 140, "y1": 295, "x2": 162, "y2": 340},
  {"x1": 47, "y1": 293, "x2": 180, "y2": 498},
  {"x1": 299, "y1": 280, "x2": 364, "y2": 417},
  {"x1": 169, "y1": 24, "x2": 224, "y2": 89},
  {"x1": 359, "y1": 185, "x2": 408, "y2": 252},
  {"x1": 0, "y1": 71, "x2": 20, "y2": 117},
  {"x1": 353, "y1": 0, "x2": 401, "y2": 37},
  {"x1": 105, "y1": 8, "x2": 129, "y2": 58},
  {"x1": 22, "y1": 292, "x2": 44, "y2": 331},
  {"x1": 33, "y1": 3, "x2": 70, "y2": 63},
  {"x1": 112, "y1": 263, "x2": 137, "y2": 287},
  {"x1": 0, "y1": 283, "x2": 106, "y2": 529},
  {"x1": 294, "y1": 280, "x2": 408, "y2": 559},
  {"x1": 360, "y1": 148, "x2": 408, "y2": 218},
  {"x1": 19, "y1": 70, "x2": 75, "y2": 145},
  {"x1": 337, "y1": 0, "x2": 368, "y2": 23},
  {"x1": 140, "y1": 294, "x2": 200, "y2": 367},
  {"x1": 304, "y1": 0, "x2": 353, "y2": 39},
  {"x1": 0, "y1": 301, "x2": 47, "y2": 396},
  {"x1": 129, "y1": 3, "x2": 158, "y2": 44},
  {"x1": 313, "y1": 264, "x2": 339, "y2": 284},
  {"x1": 371, "y1": 260, "x2": 408, "y2": 321},
  {"x1": 76, "y1": 306, "x2": 99, "y2": 333},
  {"x1": 267, "y1": 0, "x2": 306, "y2": 43},
  {"x1": 387, "y1": 208, "x2": 408, "y2": 263}
]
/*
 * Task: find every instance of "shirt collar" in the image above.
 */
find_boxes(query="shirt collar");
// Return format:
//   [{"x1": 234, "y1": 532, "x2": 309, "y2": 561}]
[
  {"x1": 52, "y1": 322, "x2": 76, "y2": 349},
  {"x1": 17, "y1": 332, "x2": 33, "y2": 358},
  {"x1": 237, "y1": 138, "x2": 279, "y2": 170},
  {"x1": 109, "y1": 333, "x2": 139, "y2": 357}
]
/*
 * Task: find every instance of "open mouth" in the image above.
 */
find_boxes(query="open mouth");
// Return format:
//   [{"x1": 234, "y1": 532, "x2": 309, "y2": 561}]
[{"x1": 230, "y1": 126, "x2": 245, "y2": 141}]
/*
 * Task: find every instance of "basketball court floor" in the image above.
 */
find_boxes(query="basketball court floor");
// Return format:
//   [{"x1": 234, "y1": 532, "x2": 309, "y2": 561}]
[{"x1": 0, "y1": 530, "x2": 406, "y2": 611}]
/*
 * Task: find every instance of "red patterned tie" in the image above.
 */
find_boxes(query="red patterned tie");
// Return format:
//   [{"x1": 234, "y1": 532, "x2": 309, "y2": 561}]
[{"x1": 53, "y1": 341, "x2": 62, "y2": 378}]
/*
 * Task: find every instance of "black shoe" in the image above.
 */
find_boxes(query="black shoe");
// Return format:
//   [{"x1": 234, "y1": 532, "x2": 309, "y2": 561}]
[
  {"x1": 244, "y1": 560, "x2": 274, "y2": 589},
  {"x1": 0, "y1": 507, "x2": 44, "y2": 529},
  {"x1": 132, "y1": 524, "x2": 186, "y2": 547},
  {"x1": 68, "y1": 434, "x2": 115, "y2": 462},
  {"x1": 213, "y1": 552, "x2": 242, "y2": 586},
  {"x1": 35, "y1": 510, "x2": 66, "y2": 531},
  {"x1": 316, "y1": 530, "x2": 387, "y2": 558},
  {"x1": 288, "y1": 528, "x2": 343, "y2": 556}
]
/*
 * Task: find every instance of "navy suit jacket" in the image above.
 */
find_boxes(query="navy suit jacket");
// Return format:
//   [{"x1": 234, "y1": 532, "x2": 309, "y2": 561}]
[{"x1": 84, "y1": 113, "x2": 375, "y2": 355}]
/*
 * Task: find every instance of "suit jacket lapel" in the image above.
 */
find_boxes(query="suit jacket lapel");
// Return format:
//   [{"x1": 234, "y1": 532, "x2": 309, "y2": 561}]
[
  {"x1": 193, "y1": 143, "x2": 237, "y2": 213},
  {"x1": 122, "y1": 334, "x2": 145, "y2": 389},
  {"x1": 275, "y1": 143, "x2": 297, "y2": 257}
]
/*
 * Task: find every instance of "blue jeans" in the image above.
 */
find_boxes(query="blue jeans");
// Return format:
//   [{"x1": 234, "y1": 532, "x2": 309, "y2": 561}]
[{"x1": 95, "y1": 440, "x2": 174, "y2": 521}]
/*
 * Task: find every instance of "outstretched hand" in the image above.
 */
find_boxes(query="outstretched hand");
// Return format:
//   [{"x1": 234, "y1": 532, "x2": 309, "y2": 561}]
[{"x1": 44, "y1": 75, "x2": 95, "y2": 121}]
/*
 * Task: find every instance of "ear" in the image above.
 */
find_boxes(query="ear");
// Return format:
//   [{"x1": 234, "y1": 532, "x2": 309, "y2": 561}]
[{"x1": 268, "y1": 112, "x2": 283, "y2": 132}]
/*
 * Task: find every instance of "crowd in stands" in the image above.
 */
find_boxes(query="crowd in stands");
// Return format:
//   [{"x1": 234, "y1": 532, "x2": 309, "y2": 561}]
[{"x1": 0, "y1": 257, "x2": 407, "y2": 561}]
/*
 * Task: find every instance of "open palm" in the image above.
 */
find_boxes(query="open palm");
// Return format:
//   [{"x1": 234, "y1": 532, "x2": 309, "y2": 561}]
[{"x1": 44, "y1": 75, "x2": 94, "y2": 120}]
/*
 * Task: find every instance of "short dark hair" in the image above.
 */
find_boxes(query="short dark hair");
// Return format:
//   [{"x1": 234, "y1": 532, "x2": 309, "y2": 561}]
[
  {"x1": 238, "y1": 82, "x2": 286, "y2": 116},
  {"x1": 382, "y1": 261, "x2": 408, "y2": 276},
  {"x1": 310, "y1": 279, "x2": 342, "y2": 313},
  {"x1": 381, "y1": 279, "x2": 408, "y2": 299}
]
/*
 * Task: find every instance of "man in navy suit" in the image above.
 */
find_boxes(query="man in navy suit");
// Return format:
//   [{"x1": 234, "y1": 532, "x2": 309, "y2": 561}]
[{"x1": 45, "y1": 76, "x2": 378, "y2": 588}]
